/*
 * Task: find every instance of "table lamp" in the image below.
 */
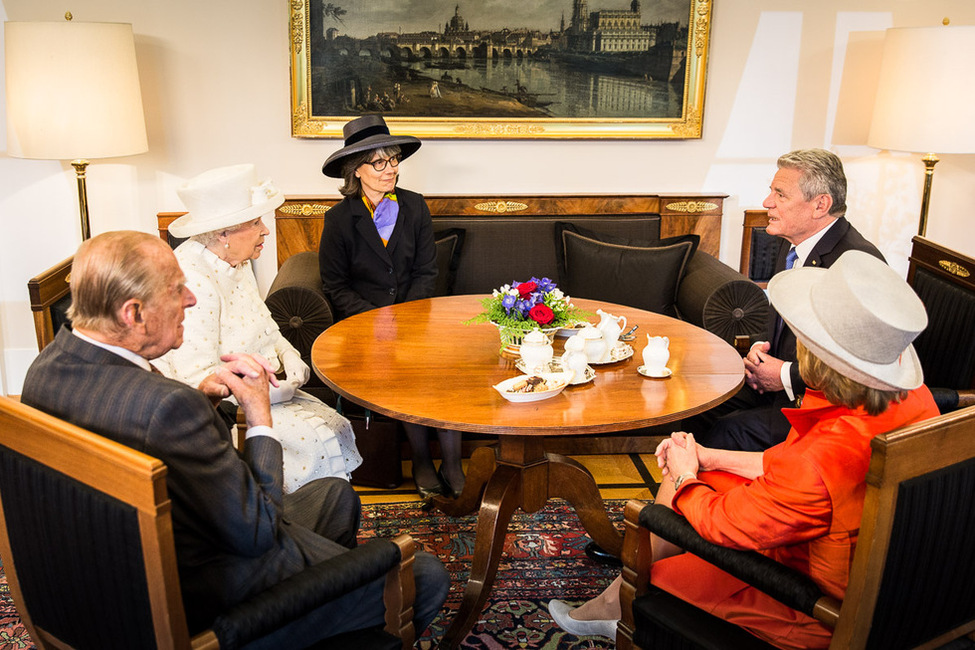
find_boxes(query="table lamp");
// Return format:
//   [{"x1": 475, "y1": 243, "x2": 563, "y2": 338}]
[
  {"x1": 4, "y1": 16, "x2": 148, "y2": 240},
  {"x1": 867, "y1": 22, "x2": 975, "y2": 237}
]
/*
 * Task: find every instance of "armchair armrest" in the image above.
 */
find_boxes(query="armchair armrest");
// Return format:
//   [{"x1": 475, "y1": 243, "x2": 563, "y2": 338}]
[
  {"x1": 624, "y1": 504, "x2": 840, "y2": 627},
  {"x1": 677, "y1": 252, "x2": 769, "y2": 346},
  {"x1": 265, "y1": 251, "x2": 335, "y2": 360},
  {"x1": 209, "y1": 535, "x2": 416, "y2": 650}
]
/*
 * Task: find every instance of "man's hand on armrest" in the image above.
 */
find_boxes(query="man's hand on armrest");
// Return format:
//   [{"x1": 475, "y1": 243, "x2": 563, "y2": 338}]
[{"x1": 743, "y1": 342, "x2": 785, "y2": 394}]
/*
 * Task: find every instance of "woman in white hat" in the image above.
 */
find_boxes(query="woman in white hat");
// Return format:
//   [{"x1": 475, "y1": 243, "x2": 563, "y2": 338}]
[
  {"x1": 549, "y1": 251, "x2": 940, "y2": 649},
  {"x1": 156, "y1": 164, "x2": 361, "y2": 493},
  {"x1": 320, "y1": 115, "x2": 464, "y2": 501}
]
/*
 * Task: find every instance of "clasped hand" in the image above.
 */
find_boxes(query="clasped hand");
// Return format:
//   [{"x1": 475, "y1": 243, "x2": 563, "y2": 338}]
[
  {"x1": 743, "y1": 341, "x2": 785, "y2": 393},
  {"x1": 198, "y1": 353, "x2": 278, "y2": 428},
  {"x1": 655, "y1": 431, "x2": 702, "y2": 480},
  {"x1": 269, "y1": 351, "x2": 310, "y2": 404}
]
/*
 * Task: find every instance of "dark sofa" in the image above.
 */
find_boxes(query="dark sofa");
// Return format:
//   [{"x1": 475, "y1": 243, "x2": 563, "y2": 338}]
[{"x1": 158, "y1": 193, "x2": 768, "y2": 458}]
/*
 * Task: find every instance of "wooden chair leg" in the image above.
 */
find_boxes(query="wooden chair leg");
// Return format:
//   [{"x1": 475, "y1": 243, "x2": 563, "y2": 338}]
[{"x1": 618, "y1": 499, "x2": 653, "y2": 650}]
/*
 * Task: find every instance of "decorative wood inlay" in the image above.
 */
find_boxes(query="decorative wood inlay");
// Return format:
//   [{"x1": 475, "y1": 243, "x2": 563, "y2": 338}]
[
  {"x1": 279, "y1": 202, "x2": 332, "y2": 216},
  {"x1": 939, "y1": 259, "x2": 971, "y2": 278},
  {"x1": 665, "y1": 200, "x2": 718, "y2": 214},
  {"x1": 473, "y1": 201, "x2": 529, "y2": 214}
]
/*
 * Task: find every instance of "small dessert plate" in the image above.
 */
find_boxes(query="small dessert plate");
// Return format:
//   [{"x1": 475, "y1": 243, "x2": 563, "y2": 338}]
[
  {"x1": 638, "y1": 365, "x2": 672, "y2": 379},
  {"x1": 556, "y1": 322, "x2": 589, "y2": 337}
]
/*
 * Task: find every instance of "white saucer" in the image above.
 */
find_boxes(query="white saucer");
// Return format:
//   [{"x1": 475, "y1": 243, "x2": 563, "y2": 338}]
[
  {"x1": 589, "y1": 342, "x2": 634, "y2": 365},
  {"x1": 638, "y1": 365, "x2": 672, "y2": 378}
]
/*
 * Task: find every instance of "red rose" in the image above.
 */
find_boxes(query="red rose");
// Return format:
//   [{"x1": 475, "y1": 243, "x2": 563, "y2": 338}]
[
  {"x1": 529, "y1": 304, "x2": 555, "y2": 325},
  {"x1": 517, "y1": 281, "x2": 537, "y2": 299}
]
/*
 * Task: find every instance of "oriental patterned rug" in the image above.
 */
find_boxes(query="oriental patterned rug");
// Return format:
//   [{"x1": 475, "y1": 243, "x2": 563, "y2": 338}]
[{"x1": 0, "y1": 499, "x2": 626, "y2": 650}]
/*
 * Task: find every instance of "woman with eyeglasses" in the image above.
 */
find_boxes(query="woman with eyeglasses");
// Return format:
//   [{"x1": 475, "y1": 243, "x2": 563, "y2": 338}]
[{"x1": 320, "y1": 115, "x2": 465, "y2": 501}]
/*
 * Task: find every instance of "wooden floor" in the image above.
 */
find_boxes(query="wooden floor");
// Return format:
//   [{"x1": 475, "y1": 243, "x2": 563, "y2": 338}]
[{"x1": 356, "y1": 453, "x2": 663, "y2": 505}]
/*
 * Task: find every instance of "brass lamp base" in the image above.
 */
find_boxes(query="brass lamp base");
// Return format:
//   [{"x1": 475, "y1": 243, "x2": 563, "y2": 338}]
[
  {"x1": 918, "y1": 153, "x2": 939, "y2": 237},
  {"x1": 71, "y1": 159, "x2": 91, "y2": 240}
]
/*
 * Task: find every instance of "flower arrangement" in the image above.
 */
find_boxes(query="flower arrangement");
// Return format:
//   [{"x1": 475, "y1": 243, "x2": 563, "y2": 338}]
[{"x1": 465, "y1": 277, "x2": 589, "y2": 333}]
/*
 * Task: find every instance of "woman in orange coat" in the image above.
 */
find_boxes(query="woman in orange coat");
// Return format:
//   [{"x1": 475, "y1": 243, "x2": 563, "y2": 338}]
[{"x1": 549, "y1": 250, "x2": 940, "y2": 649}]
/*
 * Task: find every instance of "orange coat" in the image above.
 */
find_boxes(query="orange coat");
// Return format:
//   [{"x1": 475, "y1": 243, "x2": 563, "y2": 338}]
[{"x1": 652, "y1": 387, "x2": 938, "y2": 650}]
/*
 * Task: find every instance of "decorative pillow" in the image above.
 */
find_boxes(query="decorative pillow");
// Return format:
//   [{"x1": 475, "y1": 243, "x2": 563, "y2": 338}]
[
  {"x1": 433, "y1": 228, "x2": 466, "y2": 296},
  {"x1": 555, "y1": 223, "x2": 698, "y2": 317}
]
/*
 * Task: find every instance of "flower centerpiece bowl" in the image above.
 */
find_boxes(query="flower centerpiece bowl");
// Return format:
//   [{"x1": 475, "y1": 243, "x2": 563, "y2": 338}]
[{"x1": 464, "y1": 277, "x2": 590, "y2": 358}]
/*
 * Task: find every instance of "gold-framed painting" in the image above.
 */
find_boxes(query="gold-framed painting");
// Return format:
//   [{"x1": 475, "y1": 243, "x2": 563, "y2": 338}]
[{"x1": 289, "y1": 0, "x2": 713, "y2": 139}]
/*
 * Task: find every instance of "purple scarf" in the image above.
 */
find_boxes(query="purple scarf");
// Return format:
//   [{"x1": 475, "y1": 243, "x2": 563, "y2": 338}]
[{"x1": 372, "y1": 194, "x2": 399, "y2": 244}]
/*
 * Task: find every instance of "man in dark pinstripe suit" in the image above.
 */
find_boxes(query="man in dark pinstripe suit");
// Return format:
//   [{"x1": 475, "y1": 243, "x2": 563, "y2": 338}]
[
  {"x1": 684, "y1": 149, "x2": 884, "y2": 451},
  {"x1": 22, "y1": 231, "x2": 448, "y2": 643}
]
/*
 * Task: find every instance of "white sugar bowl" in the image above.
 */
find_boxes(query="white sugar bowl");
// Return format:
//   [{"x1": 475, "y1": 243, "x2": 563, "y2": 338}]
[
  {"x1": 576, "y1": 325, "x2": 608, "y2": 365},
  {"x1": 519, "y1": 328, "x2": 554, "y2": 373}
]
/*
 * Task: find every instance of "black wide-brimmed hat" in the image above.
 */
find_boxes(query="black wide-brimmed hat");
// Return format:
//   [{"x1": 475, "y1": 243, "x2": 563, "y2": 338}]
[{"x1": 321, "y1": 115, "x2": 421, "y2": 178}]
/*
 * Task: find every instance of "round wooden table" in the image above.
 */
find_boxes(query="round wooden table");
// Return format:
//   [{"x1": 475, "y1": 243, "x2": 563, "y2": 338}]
[{"x1": 312, "y1": 295, "x2": 744, "y2": 648}]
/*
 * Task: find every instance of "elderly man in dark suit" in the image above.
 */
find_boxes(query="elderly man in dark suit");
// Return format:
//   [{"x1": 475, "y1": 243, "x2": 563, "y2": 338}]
[
  {"x1": 21, "y1": 231, "x2": 448, "y2": 642},
  {"x1": 686, "y1": 149, "x2": 885, "y2": 451}
]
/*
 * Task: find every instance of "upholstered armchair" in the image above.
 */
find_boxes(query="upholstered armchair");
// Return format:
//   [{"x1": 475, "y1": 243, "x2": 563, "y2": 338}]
[
  {"x1": 617, "y1": 404, "x2": 975, "y2": 650},
  {"x1": 0, "y1": 397, "x2": 417, "y2": 650}
]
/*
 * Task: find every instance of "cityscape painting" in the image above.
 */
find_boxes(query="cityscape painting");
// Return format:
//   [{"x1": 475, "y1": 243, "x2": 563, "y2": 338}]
[{"x1": 289, "y1": 0, "x2": 713, "y2": 139}]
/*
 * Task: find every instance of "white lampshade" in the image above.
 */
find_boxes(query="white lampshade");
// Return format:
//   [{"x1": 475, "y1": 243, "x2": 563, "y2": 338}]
[
  {"x1": 4, "y1": 21, "x2": 148, "y2": 160},
  {"x1": 868, "y1": 25, "x2": 975, "y2": 154}
]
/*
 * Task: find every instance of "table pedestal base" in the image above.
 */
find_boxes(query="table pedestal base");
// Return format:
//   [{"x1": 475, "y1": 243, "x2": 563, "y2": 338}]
[{"x1": 433, "y1": 437, "x2": 624, "y2": 649}]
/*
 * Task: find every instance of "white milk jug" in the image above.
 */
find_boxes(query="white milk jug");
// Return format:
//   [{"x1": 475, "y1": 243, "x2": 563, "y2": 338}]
[{"x1": 642, "y1": 335, "x2": 670, "y2": 374}]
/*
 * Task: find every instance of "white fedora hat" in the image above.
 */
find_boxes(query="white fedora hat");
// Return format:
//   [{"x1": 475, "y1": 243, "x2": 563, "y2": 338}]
[
  {"x1": 768, "y1": 250, "x2": 927, "y2": 391},
  {"x1": 169, "y1": 164, "x2": 284, "y2": 238}
]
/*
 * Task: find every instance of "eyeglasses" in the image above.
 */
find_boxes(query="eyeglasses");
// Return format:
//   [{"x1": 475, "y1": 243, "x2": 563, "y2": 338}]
[{"x1": 362, "y1": 155, "x2": 401, "y2": 172}]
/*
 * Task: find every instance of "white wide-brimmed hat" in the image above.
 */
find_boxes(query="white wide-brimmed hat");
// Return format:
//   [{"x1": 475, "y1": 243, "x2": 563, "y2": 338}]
[
  {"x1": 768, "y1": 250, "x2": 927, "y2": 391},
  {"x1": 168, "y1": 164, "x2": 284, "y2": 238},
  {"x1": 321, "y1": 115, "x2": 421, "y2": 179}
]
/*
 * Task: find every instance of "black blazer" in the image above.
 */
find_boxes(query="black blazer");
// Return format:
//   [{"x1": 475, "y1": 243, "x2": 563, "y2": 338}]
[
  {"x1": 768, "y1": 216, "x2": 885, "y2": 393},
  {"x1": 319, "y1": 188, "x2": 438, "y2": 321},
  {"x1": 21, "y1": 329, "x2": 350, "y2": 632}
]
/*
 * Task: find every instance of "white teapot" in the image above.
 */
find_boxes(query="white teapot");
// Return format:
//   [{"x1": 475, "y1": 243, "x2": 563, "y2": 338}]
[
  {"x1": 519, "y1": 328, "x2": 554, "y2": 373},
  {"x1": 596, "y1": 309, "x2": 627, "y2": 361},
  {"x1": 642, "y1": 335, "x2": 670, "y2": 374},
  {"x1": 576, "y1": 325, "x2": 607, "y2": 365}
]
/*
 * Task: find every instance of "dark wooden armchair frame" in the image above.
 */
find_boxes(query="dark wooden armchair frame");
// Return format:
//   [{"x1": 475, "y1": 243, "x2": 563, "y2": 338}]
[
  {"x1": 617, "y1": 404, "x2": 975, "y2": 650},
  {"x1": 907, "y1": 236, "x2": 975, "y2": 392},
  {"x1": 27, "y1": 256, "x2": 73, "y2": 351},
  {"x1": 0, "y1": 396, "x2": 417, "y2": 649}
]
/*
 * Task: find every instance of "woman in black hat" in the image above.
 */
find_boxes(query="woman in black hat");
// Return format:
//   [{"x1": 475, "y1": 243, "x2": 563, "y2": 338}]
[{"x1": 319, "y1": 115, "x2": 464, "y2": 501}]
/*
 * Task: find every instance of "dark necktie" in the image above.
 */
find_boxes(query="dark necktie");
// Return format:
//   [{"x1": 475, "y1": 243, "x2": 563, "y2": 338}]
[{"x1": 773, "y1": 248, "x2": 799, "y2": 349}]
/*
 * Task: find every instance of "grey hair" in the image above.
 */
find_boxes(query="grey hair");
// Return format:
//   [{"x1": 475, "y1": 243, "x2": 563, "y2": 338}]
[
  {"x1": 190, "y1": 222, "x2": 247, "y2": 247},
  {"x1": 338, "y1": 145, "x2": 402, "y2": 198},
  {"x1": 777, "y1": 148, "x2": 847, "y2": 217}
]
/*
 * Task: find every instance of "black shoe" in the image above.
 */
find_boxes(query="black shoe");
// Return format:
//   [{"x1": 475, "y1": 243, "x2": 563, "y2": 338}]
[
  {"x1": 436, "y1": 466, "x2": 466, "y2": 499},
  {"x1": 584, "y1": 541, "x2": 622, "y2": 567},
  {"x1": 412, "y1": 468, "x2": 443, "y2": 500}
]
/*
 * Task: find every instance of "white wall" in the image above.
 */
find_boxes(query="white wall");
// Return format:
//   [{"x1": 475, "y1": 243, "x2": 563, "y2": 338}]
[{"x1": 3, "y1": 0, "x2": 974, "y2": 395}]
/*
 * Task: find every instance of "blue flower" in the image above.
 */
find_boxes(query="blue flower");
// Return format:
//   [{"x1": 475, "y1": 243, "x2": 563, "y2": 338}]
[
  {"x1": 534, "y1": 277, "x2": 557, "y2": 292},
  {"x1": 501, "y1": 294, "x2": 517, "y2": 311}
]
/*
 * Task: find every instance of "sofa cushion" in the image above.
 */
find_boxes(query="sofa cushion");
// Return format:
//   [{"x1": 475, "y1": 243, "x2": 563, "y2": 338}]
[
  {"x1": 433, "y1": 228, "x2": 466, "y2": 296},
  {"x1": 555, "y1": 223, "x2": 698, "y2": 317}
]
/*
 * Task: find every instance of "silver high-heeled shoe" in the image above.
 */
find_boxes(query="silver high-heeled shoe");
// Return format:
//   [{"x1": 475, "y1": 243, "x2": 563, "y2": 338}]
[{"x1": 548, "y1": 599, "x2": 618, "y2": 639}]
